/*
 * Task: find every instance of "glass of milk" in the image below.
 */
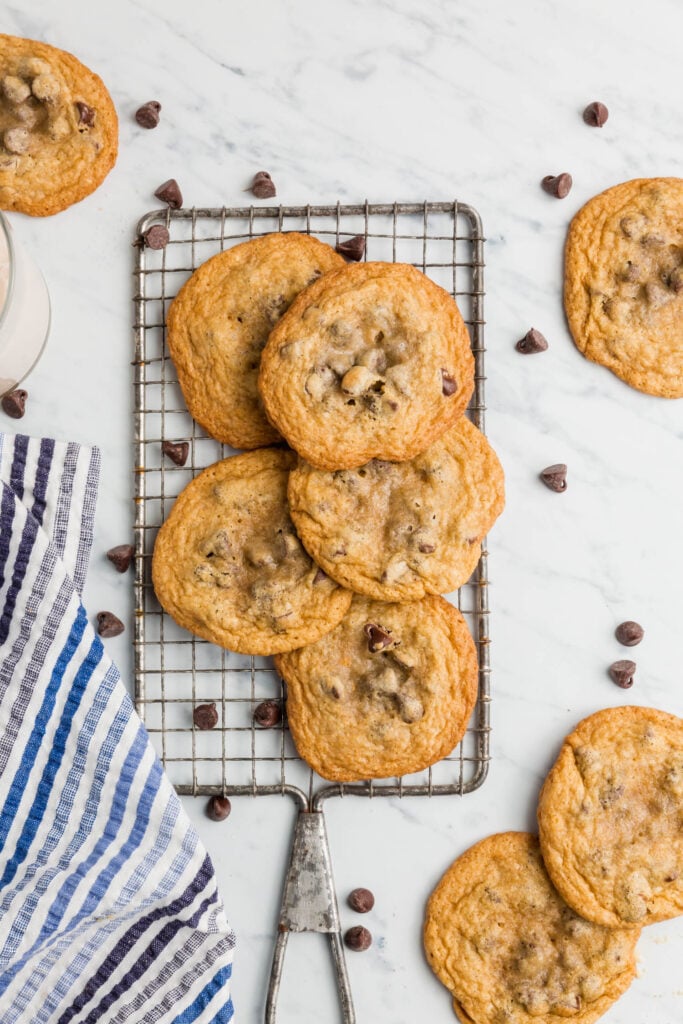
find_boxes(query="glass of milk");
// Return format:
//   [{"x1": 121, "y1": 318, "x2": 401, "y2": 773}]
[{"x1": 0, "y1": 212, "x2": 51, "y2": 397}]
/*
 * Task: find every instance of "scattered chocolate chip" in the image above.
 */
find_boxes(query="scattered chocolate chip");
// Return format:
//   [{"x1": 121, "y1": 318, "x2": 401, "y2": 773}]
[
  {"x1": 418, "y1": 543, "x2": 436, "y2": 553},
  {"x1": 106, "y1": 544, "x2": 135, "y2": 573},
  {"x1": 364, "y1": 623, "x2": 394, "y2": 652},
  {"x1": 313, "y1": 567, "x2": 328, "y2": 583},
  {"x1": 540, "y1": 463, "x2": 567, "y2": 492},
  {"x1": 441, "y1": 370, "x2": 457, "y2": 396},
  {"x1": 144, "y1": 224, "x2": 170, "y2": 250},
  {"x1": 206, "y1": 795, "x2": 231, "y2": 821},
  {"x1": 75, "y1": 101, "x2": 95, "y2": 127},
  {"x1": 250, "y1": 171, "x2": 276, "y2": 199},
  {"x1": 253, "y1": 700, "x2": 282, "y2": 728},
  {"x1": 615, "y1": 621, "x2": 644, "y2": 647},
  {"x1": 541, "y1": 173, "x2": 573, "y2": 199},
  {"x1": 154, "y1": 178, "x2": 183, "y2": 209},
  {"x1": 516, "y1": 327, "x2": 548, "y2": 354},
  {"x1": 344, "y1": 926, "x2": 372, "y2": 952},
  {"x1": 348, "y1": 888, "x2": 375, "y2": 913},
  {"x1": 96, "y1": 611, "x2": 125, "y2": 638},
  {"x1": 162, "y1": 440, "x2": 189, "y2": 466},
  {"x1": 135, "y1": 100, "x2": 161, "y2": 129},
  {"x1": 583, "y1": 101, "x2": 609, "y2": 127},
  {"x1": 193, "y1": 702, "x2": 219, "y2": 730},
  {"x1": 335, "y1": 235, "x2": 365, "y2": 261},
  {"x1": 1, "y1": 389, "x2": 27, "y2": 419},
  {"x1": 609, "y1": 659, "x2": 636, "y2": 689}
]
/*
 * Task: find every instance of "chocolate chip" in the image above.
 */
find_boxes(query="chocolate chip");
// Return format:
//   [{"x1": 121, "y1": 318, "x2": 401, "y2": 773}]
[
  {"x1": 540, "y1": 464, "x2": 567, "y2": 492},
  {"x1": 96, "y1": 611, "x2": 124, "y2": 638},
  {"x1": 441, "y1": 370, "x2": 457, "y2": 396},
  {"x1": 364, "y1": 622, "x2": 394, "y2": 652},
  {"x1": 250, "y1": 171, "x2": 276, "y2": 199},
  {"x1": 162, "y1": 440, "x2": 189, "y2": 466},
  {"x1": 668, "y1": 268, "x2": 683, "y2": 293},
  {"x1": 516, "y1": 327, "x2": 548, "y2": 354},
  {"x1": 615, "y1": 621, "x2": 644, "y2": 647},
  {"x1": 135, "y1": 100, "x2": 161, "y2": 129},
  {"x1": 154, "y1": 178, "x2": 183, "y2": 209},
  {"x1": 144, "y1": 225, "x2": 170, "y2": 250},
  {"x1": 206, "y1": 795, "x2": 231, "y2": 821},
  {"x1": 106, "y1": 544, "x2": 135, "y2": 573},
  {"x1": 348, "y1": 888, "x2": 375, "y2": 913},
  {"x1": 418, "y1": 543, "x2": 435, "y2": 553},
  {"x1": 541, "y1": 173, "x2": 573, "y2": 199},
  {"x1": 253, "y1": 700, "x2": 282, "y2": 728},
  {"x1": 313, "y1": 567, "x2": 328, "y2": 583},
  {"x1": 75, "y1": 101, "x2": 95, "y2": 127},
  {"x1": 193, "y1": 702, "x2": 219, "y2": 730},
  {"x1": 583, "y1": 101, "x2": 609, "y2": 127},
  {"x1": 344, "y1": 926, "x2": 372, "y2": 951},
  {"x1": 1, "y1": 389, "x2": 27, "y2": 419},
  {"x1": 609, "y1": 659, "x2": 636, "y2": 689},
  {"x1": 335, "y1": 235, "x2": 365, "y2": 261}
]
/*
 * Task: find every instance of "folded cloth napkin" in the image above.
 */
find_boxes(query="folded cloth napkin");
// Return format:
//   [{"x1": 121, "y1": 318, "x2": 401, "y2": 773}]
[{"x1": 0, "y1": 434, "x2": 235, "y2": 1024}]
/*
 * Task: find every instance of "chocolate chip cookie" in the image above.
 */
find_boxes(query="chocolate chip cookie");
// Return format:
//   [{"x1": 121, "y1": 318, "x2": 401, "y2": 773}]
[
  {"x1": 275, "y1": 593, "x2": 478, "y2": 781},
  {"x1": 565, "y1": 178, "x2": 683, "y2": 397},
  {"x1": 538, "y1": 706, "x2": 683, "y2": 928},
  {"x1": 152, "y1": 449, "x2": 352, "y2": 655},
  {"x1": 167, "y1": 233, "x2": 345, "y2": 449},
  {"x1": 425, "y1": 832, "x2": 640, "y2": 1024},
  {"x1": 287, "y1": 418, "x2": 504, "y2": 601},
  {"x1": 258, "y1": 262, "x2": 475, "y2": 469},
  {"x1": 0, "y1": 35, "x2": 118, "y2": 216}
]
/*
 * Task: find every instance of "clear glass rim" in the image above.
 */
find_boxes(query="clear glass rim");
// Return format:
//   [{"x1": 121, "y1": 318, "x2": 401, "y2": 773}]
[{"x1": 0, "y1": 211, "x2": 15, "y2": 334}]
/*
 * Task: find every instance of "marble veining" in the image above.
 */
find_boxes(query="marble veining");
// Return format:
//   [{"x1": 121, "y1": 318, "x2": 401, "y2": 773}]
[{"x1": 2, "y1": 0, "x2": 683, "y2": 1021}]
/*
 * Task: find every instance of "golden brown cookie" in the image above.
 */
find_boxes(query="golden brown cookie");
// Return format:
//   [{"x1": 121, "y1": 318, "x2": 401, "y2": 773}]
[
  {"x1": 424, "y1": 832, "x2": 640, "y2": 1024},
  {"x1": 258, "y1": 261, "x2": 475, "y2": 469},
  {"x1": 538, "y1": 705, "x2": 683, "y2": 928},
  {"x1": 564, "y1": 177, "x2": 683, "y2": 397},
  {"x1": 287, "y1": 418, "x2": 503, "y2": 601},
  {"x1": 166, "y1": 234, "x2": 345, "y2": 449},
  {"x1": 0, "y1": 35, "x2": 118, "y2": 216},
  {"x1": 152, "y1": 449, "x2": 352, "y2": 655},
  {"x1": 275, "y1": 593, "x2": 478, "y2": 781}
]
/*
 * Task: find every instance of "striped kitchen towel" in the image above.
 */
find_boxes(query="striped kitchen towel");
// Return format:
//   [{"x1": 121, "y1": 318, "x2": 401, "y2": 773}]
[{"x1": 0, "y1": 433, "x2": 235, "y2": 1024}]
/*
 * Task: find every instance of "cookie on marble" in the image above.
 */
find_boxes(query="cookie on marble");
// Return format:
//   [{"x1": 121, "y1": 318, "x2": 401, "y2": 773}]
[
  {"x1": 258, "y1": 261, "x2": 475, "y2": 469},
  {"x1": 0, "y1": 35, "x2": 118, "y2": 216},
  {"x1": 275, "y1": 593, "x2": 478, "y2": 781},
  {"x1": 564, "y1": 177, "x2": 683, "y2": 397},
  {"x1": 152, "y1": 448, "x2": 352, "y2": 655},
  {"x1": 424, "y1": 832, "x2": 640, "y2": 1024},
  {"x1": 287, "y1": 417, "x2": 503, "y2": 602},
  {"x1": 538, "y1": 705, "x2": 683, "y2": 928},
  {"x1": 166, "y1": 233, "x2": 345, "y2": 449}
]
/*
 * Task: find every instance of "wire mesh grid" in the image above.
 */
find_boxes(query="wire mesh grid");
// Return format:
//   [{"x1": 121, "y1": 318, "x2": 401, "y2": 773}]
[{"x1": 133, "y1": 201, "x2": 490, "y2": 805}]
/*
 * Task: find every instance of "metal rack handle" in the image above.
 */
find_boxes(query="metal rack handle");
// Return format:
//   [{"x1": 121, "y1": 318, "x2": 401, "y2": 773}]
[{"x1": 265, "y1": 811, "x2": 355, "y2": 1023}]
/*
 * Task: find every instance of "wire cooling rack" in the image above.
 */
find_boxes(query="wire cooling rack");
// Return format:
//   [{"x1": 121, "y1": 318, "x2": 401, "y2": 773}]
[{"x1": 133, "y1": 201, "x2": 490, "y2": 806}]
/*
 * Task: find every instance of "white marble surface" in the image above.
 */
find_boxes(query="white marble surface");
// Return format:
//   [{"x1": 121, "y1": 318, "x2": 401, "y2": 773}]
[{"x1": 3, "y1": 0, "x2": 683, "y2": 1020}]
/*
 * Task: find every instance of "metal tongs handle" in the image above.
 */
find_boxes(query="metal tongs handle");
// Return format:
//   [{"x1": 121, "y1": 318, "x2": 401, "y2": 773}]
[{"x1": 265, "y1": 810, "x2": 355, "y2": 1023}]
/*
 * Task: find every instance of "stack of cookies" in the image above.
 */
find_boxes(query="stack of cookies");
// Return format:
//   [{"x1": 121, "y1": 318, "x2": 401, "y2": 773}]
[
  {"x1": 424, "y1": 704, "x2": 683, "y2": 1024},
  {"x1": 152, "y1": 232, "x2": 505, "y2": 782}
]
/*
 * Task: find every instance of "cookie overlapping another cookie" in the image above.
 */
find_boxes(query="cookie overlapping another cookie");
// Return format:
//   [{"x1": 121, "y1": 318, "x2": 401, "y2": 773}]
[
  {"x1": 276, "y1": 593, "x2": 478, "y2": 780},
  {"x1": 424, "y1": 832, "x2": 640, "y2": 1024},
  {"x1": 258, "y1": 261, "x2": 475, "y2": 469},
  {"x1": 288, "y1": 417, "x2": 504, "y2": 602},
  {"x1": 151, "y1": 449, "x2": 352, "y2": 655}
]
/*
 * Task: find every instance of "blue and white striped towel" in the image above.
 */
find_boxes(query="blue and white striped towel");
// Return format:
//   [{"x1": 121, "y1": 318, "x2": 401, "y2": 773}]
[{"x1": 0, "y1": 433, "x2": 235, "y2": 1024}]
